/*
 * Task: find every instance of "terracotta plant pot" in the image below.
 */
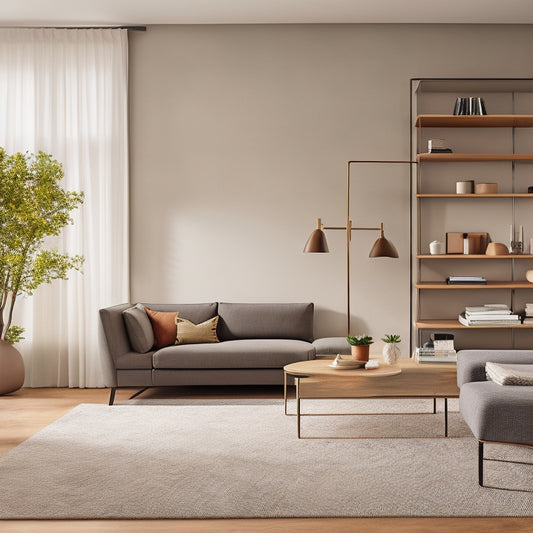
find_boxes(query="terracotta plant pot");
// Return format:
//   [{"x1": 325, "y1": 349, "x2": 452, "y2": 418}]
[
  {"x1": 0, "y1": 340, "x2": 25, "y2": 395},
  {"x1": 351, "y1": 345, "x2": 370, "y2": 362}
]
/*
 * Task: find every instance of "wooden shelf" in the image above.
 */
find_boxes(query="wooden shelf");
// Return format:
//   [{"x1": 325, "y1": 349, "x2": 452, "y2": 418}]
[
  {"x1": 416, "y1": 193, "x2": 533, "y2": 198},
  {"x1": 416, "y1": 281, "x2": 533, "y2": 289},
  {"x1": 415, "y1": 114, "x2": 533, "y2": 128},
  {"x1": 417, "y1": 254, "x2": 533, "y2": 259},
  {"x1": 416, "y1": 319, "x2": 533, "y2": 329},
  {"x1": 417, "y1": 153, "x2": 533, "y2": 162}
]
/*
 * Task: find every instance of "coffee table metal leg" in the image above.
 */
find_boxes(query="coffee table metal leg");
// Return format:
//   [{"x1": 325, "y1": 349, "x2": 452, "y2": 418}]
[
  {"x1": 444, "y1": 397, "x2": 448, "y2": 437},
  {"x1": 284, "y1": 371, "x2": 288, "y2": 415},
  {"x1": 296, "y1": 376, "x2": 301, "y2": 438},
  {"x1": 433, "y1": 397, "x2": 436, "y2": 414}
]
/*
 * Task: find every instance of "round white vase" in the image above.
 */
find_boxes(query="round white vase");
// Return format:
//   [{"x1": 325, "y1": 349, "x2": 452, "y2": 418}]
[
  {"x1": 382, "y1": 343, "x2": 400, "y2": 365},
  {"x1": 0, "y1": 340, "x2": 25, "y2": 395}
]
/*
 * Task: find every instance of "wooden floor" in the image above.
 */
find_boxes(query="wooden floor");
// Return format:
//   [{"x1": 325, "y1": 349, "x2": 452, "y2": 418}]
[{"x1": 1, "y1": 386, "x2": 531, "y2": 533}]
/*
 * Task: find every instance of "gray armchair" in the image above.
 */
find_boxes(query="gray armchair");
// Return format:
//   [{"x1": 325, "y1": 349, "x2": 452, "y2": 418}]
[{"x1": 457, "y1": 350, "x2": 533, "y2": 488}]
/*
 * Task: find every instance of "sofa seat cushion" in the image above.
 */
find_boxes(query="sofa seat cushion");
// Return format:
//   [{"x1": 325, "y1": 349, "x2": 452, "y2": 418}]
[
  {"x1": 153, "y1": 339, "x2": 315, "y2": 369},
  {"x1": 460, "y1": 381, "x2": 533, "y2": 446},
  {"x1": 116, "y1": 351, "x2": 154, "y2": 370}
]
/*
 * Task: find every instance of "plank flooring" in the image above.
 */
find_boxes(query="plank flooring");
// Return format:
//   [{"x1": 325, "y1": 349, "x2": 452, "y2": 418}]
[{"x1": 1, "y1": 386, "x2": 531, "y2": 532}]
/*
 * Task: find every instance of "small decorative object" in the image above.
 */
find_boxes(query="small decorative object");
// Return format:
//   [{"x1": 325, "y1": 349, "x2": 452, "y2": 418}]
[
  {"x1": 463, "y1": 233, "x2": 469, "y2": 254},
  {"x1": 526, "y1": 270, "x2": 533, "y2": 283},
  {"x1": 427, "y1": 139, "x2": 452, "y2": 153},
  {"x1": 346, "y1": 334, "x2": 373, "y2": 362},
  {"x1": 456, "y1": 180, "x2": 474, "y2": 194},
  {"x1": 510, "y1": 224, "x2": 524, "y2": 254},
  {"x1": 486, "y1": 242, "x2": 509, "y2": 256},
  {"x1": 429, "y1": 240, "x2": 444, "y2": 255},
  {"x1": 381, "y1": 334, "x2": 401, "y2": 365},
  {"x1": 528, "y1": 186, "x2": 533, "y2": 194},
  {"x1": 474, "y1": 183, "x2": 498, "y2": 194}
]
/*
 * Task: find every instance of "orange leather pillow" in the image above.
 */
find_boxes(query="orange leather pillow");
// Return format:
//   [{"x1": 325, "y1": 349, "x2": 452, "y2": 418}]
[{"x1": 145, "y1": 308, "x2": 179, "y2": 348}]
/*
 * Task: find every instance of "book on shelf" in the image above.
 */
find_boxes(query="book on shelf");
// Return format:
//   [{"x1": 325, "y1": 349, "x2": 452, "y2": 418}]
[
  {"x1": 414, "y1": 348, "x2": 457, "y2": 364},
  {"x1": 465, "y1": 313, "x2": 519, "y2": 321},
  {"x1": 464, "y1": 304, "x2": 511, "y2": 315},
  {"x1": 446, "y1": 276, "x2": 486, "y2": 285},
  {"x1": 458, "y1": 313, "x2": 521, "y2": 326}
]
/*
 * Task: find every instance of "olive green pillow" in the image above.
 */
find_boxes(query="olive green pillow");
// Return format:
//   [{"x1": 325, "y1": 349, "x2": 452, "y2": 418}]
[{"x1": 175, "y1": 315, "x2": 220, "y2": 345}]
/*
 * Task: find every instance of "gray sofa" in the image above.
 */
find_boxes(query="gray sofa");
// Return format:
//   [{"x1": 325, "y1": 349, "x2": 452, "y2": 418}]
[
  {"x1": 457, "y1": 349, "x2": 533, "y2": 487},
  {"x1": 100, "y1": 301, "x2": 349, "y2": 405}
]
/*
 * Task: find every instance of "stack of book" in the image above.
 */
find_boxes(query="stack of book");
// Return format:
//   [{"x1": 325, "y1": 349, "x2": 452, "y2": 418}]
[
  {"x1": 446, "y1": 276, "x2": 487, "y2": 285},
  {"x1": 415, "y1": 334, "x2": 457, "y2": 364},
  {"x1": 415, "y1": 347, "x2": 457, "y2": 364},
  {"x1": 524, "y1": 304, "x2": 533, "y2": 325},
  {"x1": 458, "y1": 304, "x2": 520, "y2": 326}
]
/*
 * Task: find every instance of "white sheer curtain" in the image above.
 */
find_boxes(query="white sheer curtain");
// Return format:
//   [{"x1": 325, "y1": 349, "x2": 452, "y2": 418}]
[{"x1": 0, "y1": 28, "x2": 129, "y2": 387}]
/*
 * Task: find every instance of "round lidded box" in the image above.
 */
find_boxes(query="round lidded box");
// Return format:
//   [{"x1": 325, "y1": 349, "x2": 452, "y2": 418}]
[
  {"x1": 475, "y1": 182, "x2": 498, "y2": 194},
  {"x1": 456, "y1": 180, "x2": 474, "y2": 194}
]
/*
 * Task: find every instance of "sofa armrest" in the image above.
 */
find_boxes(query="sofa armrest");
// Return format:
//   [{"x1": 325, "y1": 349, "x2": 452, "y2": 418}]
[
  {"x1": 99, "y1": 303, "x2": 134, "y2": 368},
  {"x1": 457, "y1": 349, "x2": 533, "y2": 387}
]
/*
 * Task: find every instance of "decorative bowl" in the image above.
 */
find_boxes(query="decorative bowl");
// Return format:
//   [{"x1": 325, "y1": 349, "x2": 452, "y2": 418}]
[{"x1": 486, "y1": 242, "x2": 509, "y2": 256}]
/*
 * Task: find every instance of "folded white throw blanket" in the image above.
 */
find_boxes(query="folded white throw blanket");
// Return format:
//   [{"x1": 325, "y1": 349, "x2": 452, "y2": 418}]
[{"x1": 485, "y1": 362, "x2": 533, "y2": 386}]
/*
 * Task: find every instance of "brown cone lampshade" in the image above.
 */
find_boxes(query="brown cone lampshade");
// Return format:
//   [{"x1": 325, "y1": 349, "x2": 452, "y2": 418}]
[
  {"x1": 369, "y1": 235, "x2": 399, "y2": 258},
  {"x1": 303, "y1": 229, "x2": 329, "y2": 253}
]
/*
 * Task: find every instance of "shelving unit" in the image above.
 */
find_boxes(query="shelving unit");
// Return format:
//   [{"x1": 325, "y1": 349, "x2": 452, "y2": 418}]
[{"x1": 411, "y1": 78, "x2": 533, "y2": 352}]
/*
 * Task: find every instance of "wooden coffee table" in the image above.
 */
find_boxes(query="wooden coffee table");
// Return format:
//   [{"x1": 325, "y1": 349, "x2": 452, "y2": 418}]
[{"x1": 283, "y1": 357, "x2": 459, "y2": 438}]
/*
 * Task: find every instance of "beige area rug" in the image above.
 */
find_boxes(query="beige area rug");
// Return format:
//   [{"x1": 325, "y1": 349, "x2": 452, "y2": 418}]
[{"x1": 0, "y1": 399, "x2": 531, "y2": 519}]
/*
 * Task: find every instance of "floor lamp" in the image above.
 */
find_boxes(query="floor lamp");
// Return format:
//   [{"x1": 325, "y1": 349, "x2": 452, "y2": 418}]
[{"x1": 303, "y1": 160, "x2": 412, "y2": 336}]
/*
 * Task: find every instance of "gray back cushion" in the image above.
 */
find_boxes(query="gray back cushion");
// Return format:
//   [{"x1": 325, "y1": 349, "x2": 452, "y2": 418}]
[
  {"x1": 122, "y1": 304, "x2": 154, "y2": 353},
  {"x1": 217, "y1": 302, "x2": 314, "y2": 342},
  {"x1": 457, "y1": 349, "x2": 533, "y2": 386},
  {"x1": 141, "y1": 302, "x2": 218, "y2": 324}
]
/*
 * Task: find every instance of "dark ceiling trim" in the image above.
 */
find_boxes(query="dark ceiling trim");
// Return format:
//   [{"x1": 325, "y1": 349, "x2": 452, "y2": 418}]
[{"x1": 0, "y1": 26, "x2": 146, "y2": 31}]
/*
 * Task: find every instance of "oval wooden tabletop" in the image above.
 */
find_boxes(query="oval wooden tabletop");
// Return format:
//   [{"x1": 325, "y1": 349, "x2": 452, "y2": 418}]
[{"x1": 284, "y1": 358, "x2": 402, "y2": 378}]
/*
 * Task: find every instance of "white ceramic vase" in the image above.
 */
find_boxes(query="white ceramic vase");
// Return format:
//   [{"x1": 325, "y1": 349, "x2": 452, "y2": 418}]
[
  {"x1": 382, "y1": 343, "x2": 400, "y2": 365},
  {"x1": 0, "y1": 340, "x2": 25, "y2": 395}
]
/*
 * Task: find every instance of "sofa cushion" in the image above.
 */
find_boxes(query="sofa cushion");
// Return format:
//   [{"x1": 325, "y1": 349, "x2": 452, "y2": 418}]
[
  {"x1": 141, "y1": 302, "x2": 218, "y2": 324},
  {"x1": 175, "y1": 316, "x2": 220, "y2": 345},
  {"x1": 145, "y1": 308, "x2": 179, "y2": 348},
  {"x1": 153, "y1": 339, "x2": 315, "y2": 369},
  {"x1": 122, "y1": 304, "x2": 154, "y2": 353},
  {"x1": 460, "y1": 381, "x2": 533, "y2": 445},
  {"x1": 217, "y1": 302, "x2": 314, "y2": 342}
]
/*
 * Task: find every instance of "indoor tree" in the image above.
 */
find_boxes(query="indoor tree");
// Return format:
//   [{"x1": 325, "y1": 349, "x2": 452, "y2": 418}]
[{"x1": 0, "y1": 148, "x2": 84, "y2": 344}]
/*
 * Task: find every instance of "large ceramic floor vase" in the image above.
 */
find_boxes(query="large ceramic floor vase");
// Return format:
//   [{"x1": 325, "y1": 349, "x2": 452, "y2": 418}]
[{"x1": 0, "y1": 340, "x2": 25, "y2": 394}]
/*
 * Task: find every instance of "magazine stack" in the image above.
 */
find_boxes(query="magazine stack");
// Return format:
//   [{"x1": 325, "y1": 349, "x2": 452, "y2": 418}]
[{"x1": 458, "y1": 304, "x2": 520, "y2": 326}]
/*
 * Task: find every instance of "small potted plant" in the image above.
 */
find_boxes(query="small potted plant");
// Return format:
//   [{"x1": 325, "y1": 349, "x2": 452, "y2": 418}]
[
  {"x1": 381, "y1": 334, "x2": 401, "y2": 365},
  {"x1": 346, "y1": 334, "x2": 373, "y2": 362}
]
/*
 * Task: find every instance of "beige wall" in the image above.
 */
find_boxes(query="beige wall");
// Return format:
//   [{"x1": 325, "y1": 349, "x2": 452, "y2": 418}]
[{"x1": 129, "y1": 24, "x2": 533, "y2": 345}]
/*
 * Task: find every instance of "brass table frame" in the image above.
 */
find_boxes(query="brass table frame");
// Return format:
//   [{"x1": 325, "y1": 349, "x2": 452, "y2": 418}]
[{"x1": 283, "y1": 366, "x2": 454, "y2": 439}]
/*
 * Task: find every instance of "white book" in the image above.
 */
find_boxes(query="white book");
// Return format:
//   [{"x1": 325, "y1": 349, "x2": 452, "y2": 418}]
[
  {"x1": 465, "y1": 314, "x2": 519, "y2": 321},
  {"x1": 465, "y1": 305, "x2": 509, "y2": 313}
]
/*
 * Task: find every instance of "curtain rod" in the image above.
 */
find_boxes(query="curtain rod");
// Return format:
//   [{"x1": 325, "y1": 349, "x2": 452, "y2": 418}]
[{"x1": 0, "y1": 26, "x2": 146, "y2": 31}]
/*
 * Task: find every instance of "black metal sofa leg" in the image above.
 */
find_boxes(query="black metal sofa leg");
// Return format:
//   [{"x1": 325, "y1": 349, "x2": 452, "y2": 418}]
[
  {"x1": 109, "y1": 387, "x2": 116, "y2": 406},
  {"x1": 478, "y1": 441, "x2": 484, "y2": 486}
]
